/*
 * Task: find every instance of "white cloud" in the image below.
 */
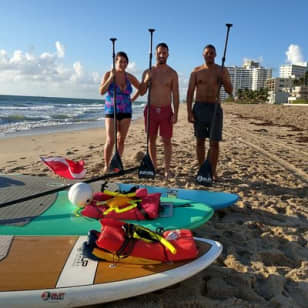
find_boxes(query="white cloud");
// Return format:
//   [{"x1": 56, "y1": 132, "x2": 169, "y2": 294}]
[
  {"x1": 127, "y1": 62, "x2": 140, "y2": 74},
  {"x1": 71, "y1": 61, "x2": 84, "y2": 81},
  {"x1": 92, "y1": 72, "x2": 101, "y2": 83},
  {"x1": 10, "y1": 50, "x2": 24, "y2": 64},
  {"x1": 286, "y1": 44, "x2": 306, "y2": 66},
  {"x1": 56, "y1": 41, "x2": 65, "y2": 58},
  {"x1": 0, "y1": 49, "x2": 8, "y2": 59},
  {"x1": 0, "y1": 42, "x2": 100, "y2": 98}
]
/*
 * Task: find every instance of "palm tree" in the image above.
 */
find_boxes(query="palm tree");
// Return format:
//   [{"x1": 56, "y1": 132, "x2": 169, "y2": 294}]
[{"x1": 237, "y1": 89, "x2": 243, "y2": 100}]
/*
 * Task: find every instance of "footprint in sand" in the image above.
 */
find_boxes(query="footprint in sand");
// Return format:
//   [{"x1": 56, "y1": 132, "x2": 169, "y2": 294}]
[
  {"x1": 6, "y1": 166, "x2": 26, "y2": 172},
  {"x1": 257, "y1": 249, "x2": 296, "y2": 267},
  {"x1": 204, "y1": 267, "x2": 264, "y2": 303}
]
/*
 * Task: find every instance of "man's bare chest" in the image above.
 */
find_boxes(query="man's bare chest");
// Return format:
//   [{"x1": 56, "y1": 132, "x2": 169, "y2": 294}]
[
  {"x1": 196, "y1": 71, "x2": 218, "y2": 86},
  {"x1": 152, "y1": 73, "x2": 172, "y2": 88}
]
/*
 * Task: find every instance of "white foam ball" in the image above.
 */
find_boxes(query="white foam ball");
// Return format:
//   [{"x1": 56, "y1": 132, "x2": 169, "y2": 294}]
[{"x1": 68, "y1": 182, "x2": 93, "y2": 208}]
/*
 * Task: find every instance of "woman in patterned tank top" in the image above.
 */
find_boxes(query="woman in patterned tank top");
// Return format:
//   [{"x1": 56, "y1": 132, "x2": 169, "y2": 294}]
[{"x1": 99, "y1": 52, "x2": 141, "y2": 173}]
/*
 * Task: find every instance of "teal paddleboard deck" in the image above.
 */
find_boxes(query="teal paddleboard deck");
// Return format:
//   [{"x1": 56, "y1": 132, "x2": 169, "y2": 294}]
[
  {"x1": 118, "y1": 183, "x2": 238, "y2": 210},
  {"x1": 0, "y1": 191, "x2": 214, "y2": 236}
]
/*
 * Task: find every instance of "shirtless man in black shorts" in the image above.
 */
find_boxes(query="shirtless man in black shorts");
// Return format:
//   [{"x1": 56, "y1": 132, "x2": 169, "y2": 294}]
[{"x1": 186, "y1": 44, "x2": 233, "y2": 180}]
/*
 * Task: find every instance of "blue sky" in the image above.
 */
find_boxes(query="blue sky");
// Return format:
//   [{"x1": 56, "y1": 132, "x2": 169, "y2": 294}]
[{"x1": 0, "y1": 0, "x2": 307, "y2": 100}]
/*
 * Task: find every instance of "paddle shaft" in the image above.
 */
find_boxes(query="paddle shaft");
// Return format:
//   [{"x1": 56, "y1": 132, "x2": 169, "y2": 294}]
[
  {"x1": 145, "y1": 29, "x2": 155, "y2": 154},
  {"x1": 111, "y1": 38, "x2": 118, "y2": 153},
  {"x1": 0, "y1": 166, "x2": 138, "y2": 208},
  {"x1": 209, "y1": 24, "x2": 232, "y2": 139}
]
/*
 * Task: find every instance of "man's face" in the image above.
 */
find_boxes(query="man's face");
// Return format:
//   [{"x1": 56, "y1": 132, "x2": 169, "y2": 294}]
[
  {"x1": 156, "y1": 47, "x2": 169, "y2": 65},
  {"x1": 203, "y1": 47, "x2": 216, "y2": 65}
]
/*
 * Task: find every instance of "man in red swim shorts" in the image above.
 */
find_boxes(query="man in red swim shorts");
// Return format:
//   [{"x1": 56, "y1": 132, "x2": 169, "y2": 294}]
[
  {"x1": 144, "y1": 104, "x2": 173, "y2": 139},
  {"x1": 140, "y1": 43, "x2": 179, "y2": 178}
]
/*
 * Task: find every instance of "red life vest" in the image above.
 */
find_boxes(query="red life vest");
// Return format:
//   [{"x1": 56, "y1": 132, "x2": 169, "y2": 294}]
[
  {"x1": 92, "y1": 218, "x2": 199, "y2": 263},
  {"x1": 81, "y1": 189, "x2": 161, "y2": 221}
]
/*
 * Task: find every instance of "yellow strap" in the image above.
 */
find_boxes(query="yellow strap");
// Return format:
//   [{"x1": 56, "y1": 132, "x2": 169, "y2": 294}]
[
  {"x1": 73, "y1": 208, "x2": 82, "y2": 217},
  {"x1": 103, "y1": 190, "x2": 136, "y2": 198},
  {"x1": 133, "y1": 226, "x2": 177, "y2": 255},
  {"x1": 133, "y1": 232, "x2": 153, "y2": 243},
  {"x1": 104, "y1": 202, "x2": 138, "y2": 214},
  {"x1": 94, "y1": 195, "x2": 141, "y2": 214},
  {"x1": 159, "y1": 237, "x2": 177, "y2": 255}
]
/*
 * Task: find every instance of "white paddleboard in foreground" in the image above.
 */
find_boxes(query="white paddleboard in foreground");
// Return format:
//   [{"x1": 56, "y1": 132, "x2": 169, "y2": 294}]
[{"x1": 0, "y1": 236, "x2": 222, "y2": 307}]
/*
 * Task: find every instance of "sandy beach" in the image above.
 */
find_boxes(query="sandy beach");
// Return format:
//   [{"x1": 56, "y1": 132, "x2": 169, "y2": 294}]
[{"x1": 1, "y1": 103, "x2": 307, "y2": 307}]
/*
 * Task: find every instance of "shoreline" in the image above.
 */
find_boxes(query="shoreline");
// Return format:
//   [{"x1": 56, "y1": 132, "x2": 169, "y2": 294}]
[
  {"x1": 0, "y1": 113, "x2": 144, "y2": 140},
  {"x1": 0, "y1": 94, "x2": 146, "y2": 139},
  {"x1": 0, "y1": 121, "x2": 105, "y2": 140}
]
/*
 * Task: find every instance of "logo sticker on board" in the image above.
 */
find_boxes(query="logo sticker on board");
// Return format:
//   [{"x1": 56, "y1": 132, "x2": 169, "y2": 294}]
[{"x1": 41, "y1": 291, "x2": 65, "y2": 301}]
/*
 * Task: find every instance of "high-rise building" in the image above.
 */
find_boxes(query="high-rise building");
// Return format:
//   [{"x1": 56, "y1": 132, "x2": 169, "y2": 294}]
[
  {"x1": 279, "y1": 63, "x2": 308, "y2": 79},
  {"x1": 252, "y1": 67, "x2": 272, "y2": 91},
  {"x1": 265, "y1": 77, "x2": 293, "y2": 92},
  {"x1": 288, "y1": 86, "x2": 308, "y2": 103},
  {"x1": 243, "y1": 59, "x2": 260, "y2": 69},
  {"x1": 220, "y1": 61, "x2": 272, "y2": 100},
  {"x1": 265, "y1": 77, "x2": 293, "y2": 104}
]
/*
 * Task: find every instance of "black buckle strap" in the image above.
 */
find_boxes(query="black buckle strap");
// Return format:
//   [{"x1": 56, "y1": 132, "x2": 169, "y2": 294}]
[
  {"x1": 137, "y1": 202, "x2": 152, "y2": 220},
  {"x1": 115, "y1": 224, "x2": 136, "y2": 257}
]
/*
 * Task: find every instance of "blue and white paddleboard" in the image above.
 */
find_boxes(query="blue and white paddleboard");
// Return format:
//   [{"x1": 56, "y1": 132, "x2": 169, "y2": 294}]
[{"x1": 118, "y1": 183, "x2": 238, "y2": 210}]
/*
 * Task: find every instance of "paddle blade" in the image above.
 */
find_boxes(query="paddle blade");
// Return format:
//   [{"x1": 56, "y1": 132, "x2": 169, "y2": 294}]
[
  {"x1": 109, "y1": 152, "x2": 124, "y2": 174},
  {"x1": 138, "y1": 153, "x2": 155, "y2": 179},
  {"x1": 196, "y1": 158, "x2": 213, "y2": 186}
]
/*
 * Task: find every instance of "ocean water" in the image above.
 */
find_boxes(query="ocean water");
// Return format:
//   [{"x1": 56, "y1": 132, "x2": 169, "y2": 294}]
[{"x1": 0, "y1": 95, "x2": 145, "y2": 138}]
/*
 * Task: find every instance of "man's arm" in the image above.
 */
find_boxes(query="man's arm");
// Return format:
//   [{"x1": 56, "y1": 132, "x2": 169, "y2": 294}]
[
  {"x1": 138, "y1": 69, "x2": 150, "y2": 96},
  {"x1": 186, "y1": 71, "x2": 196, "y2": 123},
  {"x1": 222, "y1": 68, "x2": 233, "y2": 96},
  {"x1": 171, "y1": 71, "x2": 180, "y2": 124}
]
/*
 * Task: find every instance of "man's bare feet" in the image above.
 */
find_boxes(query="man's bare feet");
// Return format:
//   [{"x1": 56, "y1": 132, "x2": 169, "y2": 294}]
[{"x1": 103, "y1": 166, "x2": 108, "y2": 174}]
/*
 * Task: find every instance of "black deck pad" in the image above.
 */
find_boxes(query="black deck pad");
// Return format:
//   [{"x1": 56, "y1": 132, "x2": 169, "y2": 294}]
[{"x1": 0, "y1": 175, "x2": 70, "y2": 227}]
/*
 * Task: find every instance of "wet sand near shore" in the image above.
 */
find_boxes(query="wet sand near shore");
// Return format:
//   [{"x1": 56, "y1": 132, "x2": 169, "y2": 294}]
[{"x1": 1, "y1": 103, "x2": 307, "y2": 307}]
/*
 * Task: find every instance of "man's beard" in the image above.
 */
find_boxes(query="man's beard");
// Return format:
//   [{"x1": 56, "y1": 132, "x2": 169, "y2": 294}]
[{"x1": 158, "y1": 58, "x2": 166, "y2": 64}]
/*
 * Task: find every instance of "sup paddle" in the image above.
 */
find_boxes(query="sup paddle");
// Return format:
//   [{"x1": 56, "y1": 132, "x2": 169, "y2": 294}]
[
  {"x1": 108, "y1": 37, "x2": 124, "y2": 174},
  {"x1": 196, "y1": 23, "x2": 233, "y2": 186},
  {"x1": 0, "y1": 166, "x2": 139, "y2": 209},
  {"x1": 138, "y1": 29, "x2": 156, "y2": 179}
]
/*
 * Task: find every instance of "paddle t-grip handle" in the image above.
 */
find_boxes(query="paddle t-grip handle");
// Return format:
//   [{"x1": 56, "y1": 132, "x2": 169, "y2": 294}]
[
  {"x1": 148, "y1": 29, "x2": 155, "y2": 65},
  {"x1": 110, "y1": 38, "x2": 117, "y2": 60},
  {"x1": 221, "y1": 24, "x2": 232, "y2": 66}
]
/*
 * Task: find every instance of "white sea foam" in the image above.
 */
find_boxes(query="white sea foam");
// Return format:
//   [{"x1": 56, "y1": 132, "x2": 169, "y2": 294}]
[{"x1": 0, "y1": 95, "x2": 144, "y2": 137}]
